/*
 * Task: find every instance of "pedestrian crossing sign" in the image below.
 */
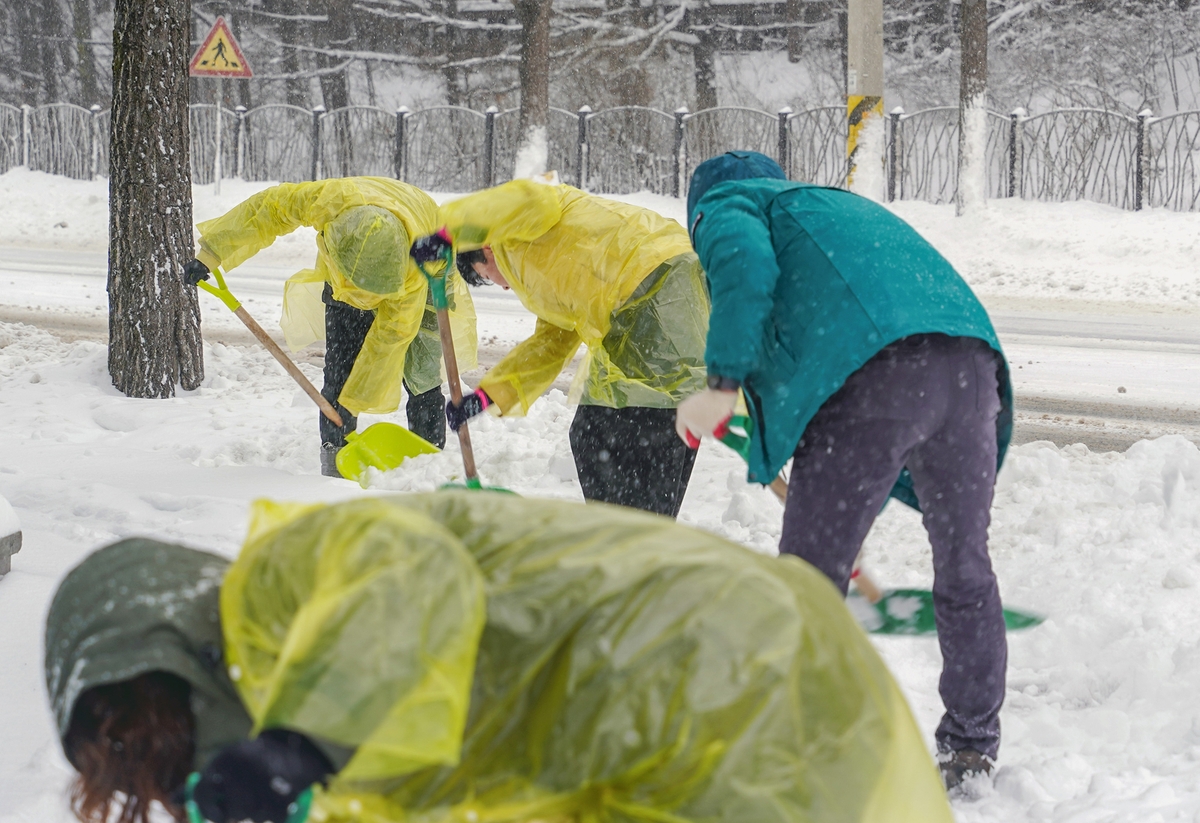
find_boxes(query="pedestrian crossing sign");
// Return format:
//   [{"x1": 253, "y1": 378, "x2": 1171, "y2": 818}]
[{"x1": 189, "y1": 17, "x2": 252, "y2": 78}]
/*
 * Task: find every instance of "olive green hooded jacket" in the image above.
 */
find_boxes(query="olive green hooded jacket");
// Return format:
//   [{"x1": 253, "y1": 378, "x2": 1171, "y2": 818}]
[{"x1": 46, "y1": 495, "x2": 953, "y2": 823}]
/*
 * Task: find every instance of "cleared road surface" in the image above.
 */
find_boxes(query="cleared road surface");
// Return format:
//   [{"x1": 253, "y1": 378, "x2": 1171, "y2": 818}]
[{"x1": 2, "y1": 247, "x2": 1197, "y2": 452}]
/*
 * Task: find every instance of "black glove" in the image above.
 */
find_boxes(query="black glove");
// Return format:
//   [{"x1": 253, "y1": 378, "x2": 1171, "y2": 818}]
[
  {"x1": 446, "y1": 388, "x2": 491, "y2": 432},
  {"x1": 192, "y1": 729, "x2": 333, "y2": 823},
  {"x1": 410, "y1": 229, "x2": 453, "y2": 264},
  {"x1": 184, "y1": 258, "x2": 211, "y2": 286}
]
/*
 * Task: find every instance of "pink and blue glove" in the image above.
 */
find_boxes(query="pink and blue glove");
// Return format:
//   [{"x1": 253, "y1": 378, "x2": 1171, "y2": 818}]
[{"x1": 446, "y1": 388, "x2": 491, "y2": 432}]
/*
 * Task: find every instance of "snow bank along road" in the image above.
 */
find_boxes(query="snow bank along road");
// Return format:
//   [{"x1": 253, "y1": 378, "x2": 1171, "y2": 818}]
[{"x1": 2, "y1": 245, "x2": 1197, "y2": 452}]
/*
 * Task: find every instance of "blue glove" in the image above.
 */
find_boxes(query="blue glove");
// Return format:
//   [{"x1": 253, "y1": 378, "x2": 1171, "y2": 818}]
[
  {"x1": 446, "y1": 388, "x2": 491, "y2": 432},
  {"x1": 410, "y1": 228, "x2": 453, "y2": 264},
  {"x1": 191, "y1": 729, "x2": 332, "y2": 823},
  {"x1": 184, "y1": 258, "x2": 211, "y2": 286}
]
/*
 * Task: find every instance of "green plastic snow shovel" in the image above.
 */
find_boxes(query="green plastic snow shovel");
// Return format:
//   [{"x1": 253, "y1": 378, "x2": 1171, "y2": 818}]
[{"x1": 713, "y1": 413, "x2": 1044, "y2": 636}]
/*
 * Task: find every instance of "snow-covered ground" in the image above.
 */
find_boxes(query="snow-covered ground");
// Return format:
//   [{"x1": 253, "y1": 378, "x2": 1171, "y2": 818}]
[{"x1": 1, "y1": 169, "x2": 1200, "y2": 823}]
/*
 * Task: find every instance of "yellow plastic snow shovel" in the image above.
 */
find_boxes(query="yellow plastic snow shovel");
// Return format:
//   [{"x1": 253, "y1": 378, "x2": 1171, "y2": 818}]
[{"x1": 335, "y1": 422, "x2": 440, "y2": 487}]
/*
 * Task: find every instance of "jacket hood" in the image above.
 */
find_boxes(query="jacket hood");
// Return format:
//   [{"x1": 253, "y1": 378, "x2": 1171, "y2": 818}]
[
  {"x1": 686, "y1": 151, "x2": 787, "y2": 228},
  {"x1": 44, "y1": 538, "x2": 251, "y2": 767}
]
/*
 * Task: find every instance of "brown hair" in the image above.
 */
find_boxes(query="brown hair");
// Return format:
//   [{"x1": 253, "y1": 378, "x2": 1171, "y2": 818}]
[{"x1": 64, "y1": 671, "x2": 196, "y2": 823}]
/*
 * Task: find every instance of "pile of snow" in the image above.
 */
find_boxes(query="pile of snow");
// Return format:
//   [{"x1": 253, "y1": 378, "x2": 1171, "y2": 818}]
[{"x1": 4, "y1": 308, "x2": 1200, "y2": 820}]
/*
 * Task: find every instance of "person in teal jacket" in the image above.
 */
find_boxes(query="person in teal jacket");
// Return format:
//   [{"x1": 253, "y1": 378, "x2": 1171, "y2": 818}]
[{"x1": 675, "y1": 151, "x2": 1013, "y2": 791}]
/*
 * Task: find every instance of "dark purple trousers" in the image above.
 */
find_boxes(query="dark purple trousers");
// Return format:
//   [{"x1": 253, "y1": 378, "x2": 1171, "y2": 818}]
[{"x1": 779, "y1": 333, "x2": 1006, "y2": 758}]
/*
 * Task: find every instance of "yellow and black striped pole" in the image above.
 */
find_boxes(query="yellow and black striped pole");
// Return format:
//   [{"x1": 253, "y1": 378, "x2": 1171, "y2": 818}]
[{"x1": 846, "y1": 0, "x2": 884, "y2": 186}]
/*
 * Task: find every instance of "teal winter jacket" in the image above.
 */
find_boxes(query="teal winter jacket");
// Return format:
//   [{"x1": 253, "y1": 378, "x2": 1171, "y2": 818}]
[{"x1": 687, "y1": 152, "x2": 1012, "y2": 505}]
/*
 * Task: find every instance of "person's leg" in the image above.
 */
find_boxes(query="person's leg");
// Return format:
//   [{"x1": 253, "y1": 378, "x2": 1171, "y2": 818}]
[
  {"x1": 904, "y1": 339, "x2": 1006, "y2": 761},
  {"x1": 403, "y1": 381, "x2": 447, "y2": 449},
  {"x1": 320, "y1": 284, "x2": 375, "y2": 475},
  {"x1": 569, "y1": 405, "x2": 698, "y2": 518},
  {"x1": 779, "y1": 340, "x2": 944, "y2": 592}
]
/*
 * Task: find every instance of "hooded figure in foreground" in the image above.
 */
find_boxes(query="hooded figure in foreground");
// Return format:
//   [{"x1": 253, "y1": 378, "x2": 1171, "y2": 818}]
[
  {"x1": 185, "y1": 178, "x2": 477, "y2": 475},
  {"x1": 412, "y1": 180, "x2": 710, "y2": 518},
  {"x1": 46, "y1": 492, "x2": 953, "y2": 823},
  {"x1": 676, "y1": 151, "x2": 1013, "y2": 788}
]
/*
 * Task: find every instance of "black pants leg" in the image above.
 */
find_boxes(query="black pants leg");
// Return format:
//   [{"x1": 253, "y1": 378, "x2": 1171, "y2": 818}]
[
  {"x1": 320, "y1": 286, "x2": 375, "y2": 448},
  {"x1": 569, "y1": 405, "x2": 698, "y2": 518},
  {"x1": 405, "y1": 384, "x2": 446, "y2": 449}
]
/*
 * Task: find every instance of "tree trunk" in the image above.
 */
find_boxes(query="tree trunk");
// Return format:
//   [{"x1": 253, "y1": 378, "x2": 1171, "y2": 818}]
[
  {"x1": 318, "y1": 0, "x2": 354, "y2": 177},
  {"x1": 108, "y1": 0, "x2": 204, "y2": 397},
  {"x1": 955, "y1": 0, "x2": 988, "y2": 215},
  {"x1": 513, "y1": 0, "x2": 552, "y2": 177},
  {"x1": 72, "y1": 0, "x2": 100, "y2": 105},
  {"x1": 693, "y1": 30, "x2": 719, "y2": 111},
  {"x1": 276, "y1": 0, "x2": 308, "y2": 108}
]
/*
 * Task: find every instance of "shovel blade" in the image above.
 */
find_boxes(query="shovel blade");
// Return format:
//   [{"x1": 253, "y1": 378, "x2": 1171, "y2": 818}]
[
  {"x1": 847, "y1": 588, "x2": 1044, "y2": 636},
  {"x1": 336, "y1": 422, "x2": 440, "y2": 485}
]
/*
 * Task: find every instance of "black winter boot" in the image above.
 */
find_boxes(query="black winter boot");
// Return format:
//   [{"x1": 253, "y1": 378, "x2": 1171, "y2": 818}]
[
  {"x1": 938, "y1": 748, "x2": 994, "y2": 791},
  {"x1": 320, "y1": 443, "x2": 342, "y2": 478}
]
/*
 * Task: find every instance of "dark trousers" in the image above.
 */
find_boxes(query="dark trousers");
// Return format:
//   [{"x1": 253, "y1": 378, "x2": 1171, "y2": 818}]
[
  {"x1": 779, "y1": 334, "x2": 1006, "y2": 758},
  {"x1": 319, "y1": 286, "x2": 446, "y2": 450},
  {"x1": 569, "y1": 405, "x2": 698, "y2": 518}
]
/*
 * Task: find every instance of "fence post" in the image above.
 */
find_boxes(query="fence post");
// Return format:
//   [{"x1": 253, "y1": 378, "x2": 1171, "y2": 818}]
[
  {"x1": 1135, "y1": 108, "x2": 1151, "y2": 211},
  {"x1": 483, "y1": 106, "x2": 498, "y2": 188},
  {"x1": 777, "y1": 107, "x2": 792, "y2": 179},
  {"x1": 234, "y1": 105, "x2": 247, "y2": 179},
  {"x1": 394, "y1": 106, "x2": 409, "y2": 181},
  {"x1": 89, "y1": 104, "x2": 102, "y2": 180},
  {"x1": 310, "y1": 105, "x2": 324, "y2": 181},
  {"x1": 887, "y1": 107, "x2": 903, "y2": 202},
  {"x1": 1008, "y1": 107, "x2": 1027, "y2": 199},
  {"x1": 672, "y1": 107, "x2": 688, "y2": 198},
  {"x1": 575, "y1": 105, "x2": 591, "y2": 190},
  {"x1": 20, "y1": 104, "x2": 30, "y2": 168}
]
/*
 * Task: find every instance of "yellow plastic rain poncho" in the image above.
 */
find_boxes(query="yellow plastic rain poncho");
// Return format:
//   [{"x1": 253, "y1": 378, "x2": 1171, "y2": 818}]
[
  {"x1": 439, "y1": 181, "x2": 708, "y2": 414},
  {"x1": 221, "y1": 492, "x2": 954, "y2": 823},
  {"x1": 195, "y1": 178, "x2": 477, "y2": 416}
]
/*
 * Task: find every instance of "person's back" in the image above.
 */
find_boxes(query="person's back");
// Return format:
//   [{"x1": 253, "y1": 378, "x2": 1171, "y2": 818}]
[{"x1": 49, "y1": 493, "x2": 955, "y2": 823}]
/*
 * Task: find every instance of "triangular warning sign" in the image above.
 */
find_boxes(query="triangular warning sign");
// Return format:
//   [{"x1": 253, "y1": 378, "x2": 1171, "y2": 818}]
[{"x1": 189, "y1": 17, "x2": 252, "y2": 78}]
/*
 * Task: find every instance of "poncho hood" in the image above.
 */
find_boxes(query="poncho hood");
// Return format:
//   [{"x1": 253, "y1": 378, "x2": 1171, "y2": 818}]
[{"x1": 44, "y1": 538, "x2": 251, "y2": 769}]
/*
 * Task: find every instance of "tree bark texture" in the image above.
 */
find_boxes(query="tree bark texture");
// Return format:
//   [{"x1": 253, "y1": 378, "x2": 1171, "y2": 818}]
[
  {"x1": 108, "y1": 0, "x2": 203, "y2": 397},
  {"x1": 71, "y1": 0, "x2": 99, "y2": 105},
  {"x1": 514, "y1": 0, "x2": 552, "y2": 140},
  {"x1": 955, "y1": 0, "x2": 988, "y2": 215}
]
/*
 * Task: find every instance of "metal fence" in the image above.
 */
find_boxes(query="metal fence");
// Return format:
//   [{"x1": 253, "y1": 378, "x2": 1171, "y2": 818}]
[{"x1": 4, "y1": 101, "x2": 1200, "y2": 210}]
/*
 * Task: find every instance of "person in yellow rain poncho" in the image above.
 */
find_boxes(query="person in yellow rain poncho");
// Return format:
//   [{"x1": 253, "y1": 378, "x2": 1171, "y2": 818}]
[
  {"x1": 46, "y1": 492, "x2": 955, "y2": 823},
  {"x1": 184, "y1": 178, "x2": 477, "y2": 477},
  {"x1": 414, "y1": 180, "x2": 710, "y2": 518}
]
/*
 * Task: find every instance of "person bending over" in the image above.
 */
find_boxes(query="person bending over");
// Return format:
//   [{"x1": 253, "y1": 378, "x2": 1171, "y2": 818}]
[
  {"x1": 185, "y1": 177, "x2": 477, "y2": 476},
  {"x1": 48, "y1": 492, "x2": 954, "y2": 823}
]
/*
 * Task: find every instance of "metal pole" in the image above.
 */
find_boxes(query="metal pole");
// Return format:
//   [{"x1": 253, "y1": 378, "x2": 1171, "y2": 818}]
[
  {"x1": 89, "y1": 104, "x2": 102, "y2": 180},
  {"x1": 235, "y1": 105, "x2": 247, "y2": 179},
  {"x1": 887, "y1": 107, "x2": 902, "y2": 202},
  {"x1": 213, "y1": 78, "x2": 223, "y2": 195},
  {"x1": 672, "y1": 107, "x2": 688, "y2": 198},
  {"x1": 20, "y1": 104, "x2": 30, "y2": 169},
  {"x1": 483, "y1": 106, "x2": 497, "y2": 188},
  {"x1": 1008, "y1": 108, "x2": 1023, "y2": 199},
  {"x1": 394, "y1": 106, "x2": 409, "y2": 181},
  {"x1": 846, "y1": 0, "x2": 884, "y2": 185},
  {"x1": 310, "y1": 105, "x2": 324, "y2": 181},
  {"x1": 777, "y1": 107, "x2": 792, "y2": 179},
  {"x1": 1135, "y1": 109, "x2": 1151, "y2": 211},
  {"x1": 575, "y1": 105, "x2": 591, "y2": 190}
]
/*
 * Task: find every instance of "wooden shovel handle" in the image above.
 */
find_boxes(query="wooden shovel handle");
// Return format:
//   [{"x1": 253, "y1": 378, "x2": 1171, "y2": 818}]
[
  {"x1": 435, "y1": 307, "x2": 478, "y2": 481},
  {"x1": 765, "y1": 470, "x2": 882, "y2": 603},
  {"x1": 233, "y1": 306, "x2": 344, "y2": 428}
]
